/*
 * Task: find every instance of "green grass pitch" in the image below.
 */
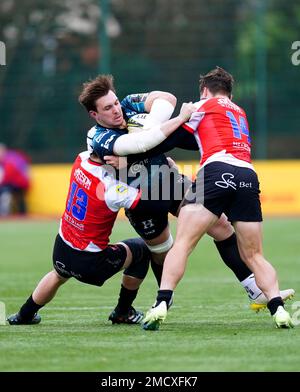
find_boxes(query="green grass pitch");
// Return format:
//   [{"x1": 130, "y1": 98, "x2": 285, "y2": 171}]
[{"x1": 0, "y1": 218, "x2": 299, "y2": 371}]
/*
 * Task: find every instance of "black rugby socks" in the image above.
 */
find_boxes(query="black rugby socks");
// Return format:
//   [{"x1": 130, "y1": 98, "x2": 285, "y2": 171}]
[
  {"x1": 155, "y1": 289, "x2": 173, "y2": 309},
  {"x1": 267, "y1": 297, "x2": 284, "y2": 315},
  {"x1": 214, "y1": 233, "x2": 252, "y2": 281},
  {"x1": 151, "y1": 260, "x2": 164, "y2": 286},
  {"x1": 19, "y1": 295, "x2": 44, "y2": 321},
  {"x1": 116, "y1": 285, "x2": 138, "y2": 313}
]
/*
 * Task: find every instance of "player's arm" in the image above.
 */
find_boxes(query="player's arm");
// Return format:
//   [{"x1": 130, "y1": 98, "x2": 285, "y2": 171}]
[
  {"x1": 122, "y1": 91, "x2": 176, "y2": 127},
  {"x1": 142, "y1": 125, "x2": 199, "y2": 155},
  {"x1": 104, "y1": 127, "x2": 198, "y2": 168},
  {"x1": 105, "y1": 180, "x2": 141, "y2": 212},
  {"x1": 112, "y1": 102, "x2": 196, "y2": 156},
  {"x1": 144, "y1": 105, "x2": 205, "y2": 155},
  {"x1": 116, "y1": 99, "x2": 204, "y2": 158}
]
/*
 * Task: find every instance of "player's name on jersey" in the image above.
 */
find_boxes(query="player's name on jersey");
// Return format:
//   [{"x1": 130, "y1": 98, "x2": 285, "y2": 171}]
[
  {"x1": 74, "y1": 168, "x2": 92, "y2": 190},
  {"x1": 217, "y1": 97, "x2": 243, "y2": 114}
]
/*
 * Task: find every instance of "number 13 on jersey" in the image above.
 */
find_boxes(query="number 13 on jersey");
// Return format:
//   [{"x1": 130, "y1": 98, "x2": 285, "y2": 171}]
[{"x1": 66, "y1": 181, "x2": 88, "y2": 221}]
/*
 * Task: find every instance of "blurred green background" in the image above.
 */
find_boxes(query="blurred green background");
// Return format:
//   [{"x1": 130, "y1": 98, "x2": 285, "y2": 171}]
[{"x1": 1, "y1": 0, "x2": 300, "y2": 162}]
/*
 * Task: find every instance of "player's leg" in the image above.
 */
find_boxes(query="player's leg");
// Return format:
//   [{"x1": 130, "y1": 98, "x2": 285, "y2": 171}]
[
  {"x1": 161, "y1": 204, "x2": 217, "y2": 291},
  {"x1": 142, "y1": 166, "x2": 193, "y2": 285},
  {"x1": 144, "y1": 226, "x2": 173, "y2": 286},
  {"x1": 145, "y1": 226, "x2": 171, "y2": 265},
  {"x1": 143, "y1": 204, "x2": 218, "y2": 330},
  {"x1": 174, "y1": 170, "x2": 268, "y2": 306},
  {"x1": 208, "y1": 214, "x2": 250, "y2": 279},
  {"x1": 234, "y1": 222, "x2": 278, "y2": 298},
  {"x1": 175, "y1": 167, "x2": 273, "y2": 306},
  {"x1": 207, "y1": 214, "x2": 294, "y2": 309},
  {"x1": 108, "y1": 238, "x2": 151, "y2": 324},
  {"x1": 7, "y1": 271, "x2": 68, "y2": 325},
  {"x1": 125, "y1": 205, "x2": 171, "y2": 286},
  {"x1": 51, "y1": 234, "x2": 150, "y2": 325},
  {"x1": 7, "y1": 234, "x2": 70, "y2": 325},
  {"x1": 49, "y1": 235, "x2": 149, "y2": 325},
  {"x1": 230, "y1": 166, "x2": 293, "y2": 327},
  {"x1": 143, "y1": 165, "x2": 230, "y2": 330},
  {"x1": 234, "y1": 221, "x2": 293, "y2": 328},
  {"x1": 32, "y1": 270, "x2": 68, "y2": 304},
  {"x1": 175, "y1": 174, "x2": 267, "y2": 305}
]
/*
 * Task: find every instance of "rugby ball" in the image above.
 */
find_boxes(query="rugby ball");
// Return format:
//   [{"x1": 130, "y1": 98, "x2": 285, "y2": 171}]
[{"x1": 127, "y1": 113, "x2": 151, "y2": 133}]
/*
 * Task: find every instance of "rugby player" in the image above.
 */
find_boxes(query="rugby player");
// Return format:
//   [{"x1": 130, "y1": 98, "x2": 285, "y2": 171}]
[
  {"x1": 142, "y1": 67, "x2": 294, "y2": 330},
  {"x1": 7, "y1": 102, "x2": 195, "y2": 325}
]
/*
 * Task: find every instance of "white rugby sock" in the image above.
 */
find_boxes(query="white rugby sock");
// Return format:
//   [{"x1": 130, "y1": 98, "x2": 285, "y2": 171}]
[{"x1": 240, "y1": 273, "x2": 263, "y2": 300}]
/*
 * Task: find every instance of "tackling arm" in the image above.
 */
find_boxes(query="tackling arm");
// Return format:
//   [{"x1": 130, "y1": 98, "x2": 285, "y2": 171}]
[
  {"x1": 112, "y1": 103, "x2": 196, "y2": 156},
  {"x1": 143, "y1": 91, "x2": 177, "y2": 126}
]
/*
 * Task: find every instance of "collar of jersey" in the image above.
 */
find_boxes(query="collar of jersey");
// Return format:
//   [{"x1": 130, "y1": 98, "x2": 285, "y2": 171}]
[
  {"x1": 88, "y1": 157, "x2": 104, "y2": 166},
  {"x1": 95, "y1": 123, "x2": 127, "y2": 134}
]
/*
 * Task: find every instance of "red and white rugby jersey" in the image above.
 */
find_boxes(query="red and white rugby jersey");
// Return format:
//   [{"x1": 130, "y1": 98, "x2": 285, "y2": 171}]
[
  {"x1": 59, "y1": 151, "x2": 141, "y2": 252},
  {"x1": 183, "y1": 97, "x2": 253, "y2": 168}
]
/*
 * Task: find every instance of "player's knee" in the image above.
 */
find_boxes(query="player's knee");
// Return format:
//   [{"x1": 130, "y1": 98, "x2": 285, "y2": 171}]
[
  {"x1": 122, "y1": 238, "x2": 151, "y2": 280},
  {"x1": 52, "y1": 269, "x2": 68, "y2": 283},
  {"x1": 146, "y1": 233, "x2": 173, "y2": 254},
  {"x1": 173, "y1": 238, "x2": 195, "y2": 256}
]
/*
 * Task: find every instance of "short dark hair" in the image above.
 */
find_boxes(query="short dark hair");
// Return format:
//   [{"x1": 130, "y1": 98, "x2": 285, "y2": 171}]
[
  {"x1": 199, "y1": 66, "x2": 234, "y2": 97},
  {"x1": 78, "y1": 74, "x2": 116, "y2": 112}
]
